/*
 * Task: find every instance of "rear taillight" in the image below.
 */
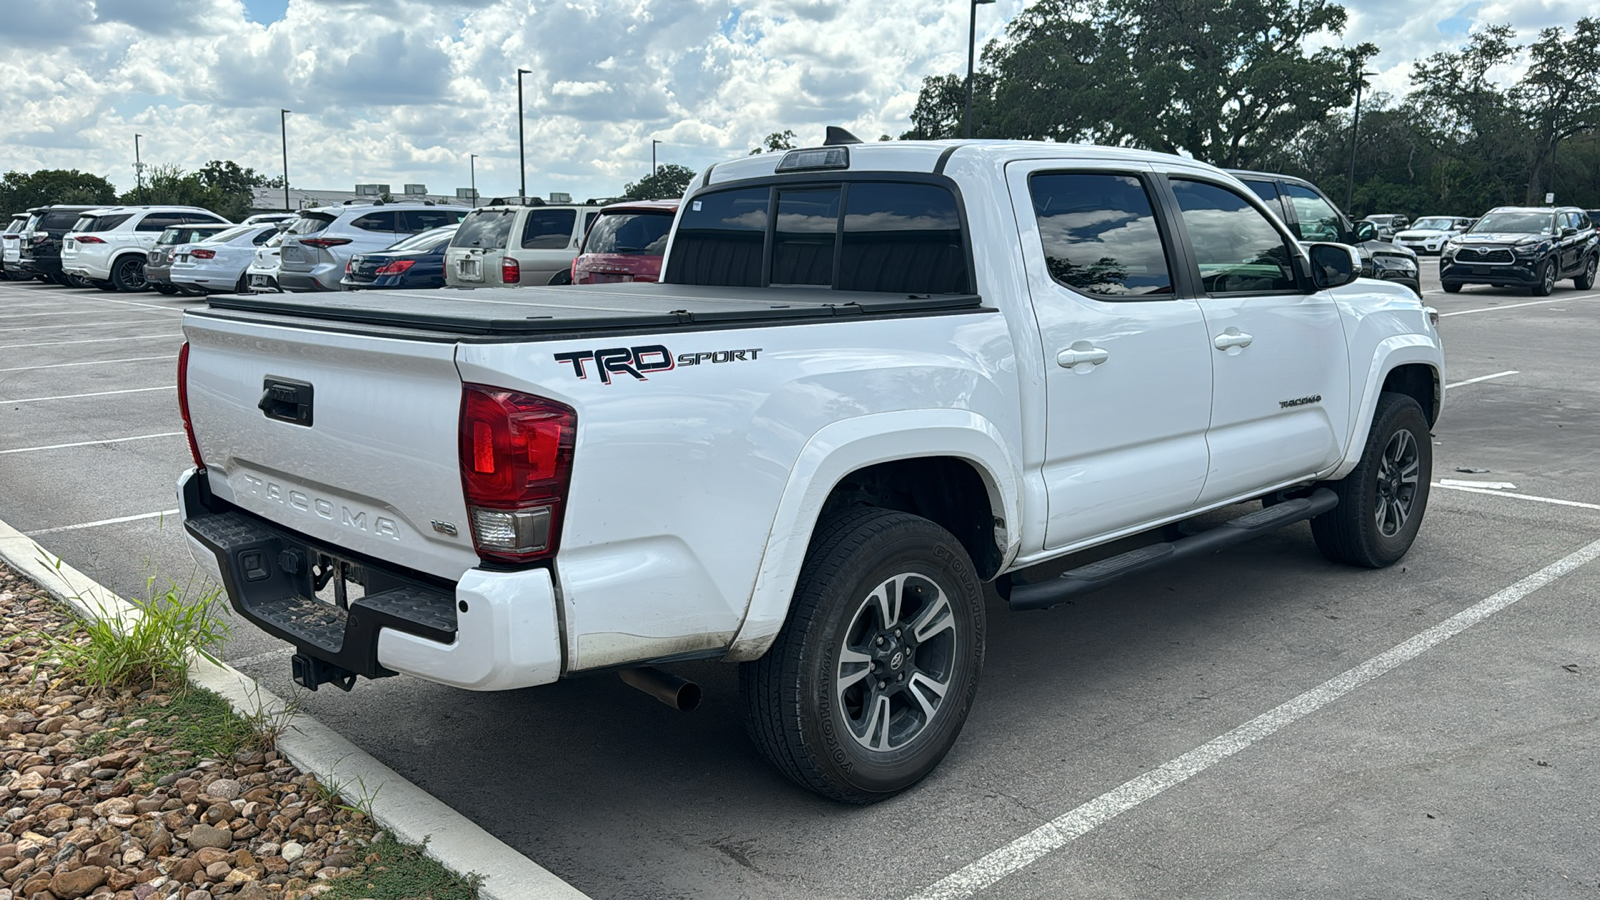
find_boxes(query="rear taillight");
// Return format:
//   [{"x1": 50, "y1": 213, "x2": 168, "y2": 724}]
[
  {"x1": 177, "y1": 342, "x2": 204, "y2": 469},
  {"x1": 459, "y1": 384, "x2": 575, "y2": 564},
  {"x1": 501, "y1": 257, "x2": 520, "y2": 284},
  {"x1": 190, "y1": 248, "x2": 216, "y2": 259},
  {"x1": 76, "y1": 235, "x2": 105, "y2": 244},
  {"x1": 299, "y1": 237, "x2": 352, "y2": 249},
  {"x1": 376, "y1": 259, "x2": 416, "y2": 276}
]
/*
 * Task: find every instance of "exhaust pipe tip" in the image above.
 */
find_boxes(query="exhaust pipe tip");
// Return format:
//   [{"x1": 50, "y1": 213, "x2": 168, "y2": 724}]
[{"x1": 620, "y1": 667, "x2": 701, "y2": 712}]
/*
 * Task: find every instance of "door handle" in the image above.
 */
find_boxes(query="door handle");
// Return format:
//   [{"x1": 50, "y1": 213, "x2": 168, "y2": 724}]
[
  {"x1": 1213, "y1": 329, "x2": 1254, "y2": 351},
  {"x1": 1057, "y1": 341, "x2": 1110, "y2": 368}
]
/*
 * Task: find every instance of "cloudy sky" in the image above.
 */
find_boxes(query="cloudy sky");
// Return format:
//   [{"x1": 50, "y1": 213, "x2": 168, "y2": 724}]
[{"x1": 0, "y1": 0, "x2": 1593, "y2": 204}]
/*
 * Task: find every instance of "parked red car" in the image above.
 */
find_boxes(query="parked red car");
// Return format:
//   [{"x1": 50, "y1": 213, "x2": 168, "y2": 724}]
[{"x1": 570, "y1": 200, "x2": 678, "y2": 284}]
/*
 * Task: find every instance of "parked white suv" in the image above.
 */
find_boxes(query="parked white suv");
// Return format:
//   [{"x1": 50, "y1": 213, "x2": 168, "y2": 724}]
[
  {"x1": 444, "y1": 203, "x2": 601, "y2": 288},
  {"x1": 277, "y1": 203, "x2": 467, "y2": 292},
  {"x1": 60, "y1": 206, "x2": 231, "y2": 291},
  {"x1": 1393, "y1": 216, "x2": 1474, "y2": 255}
]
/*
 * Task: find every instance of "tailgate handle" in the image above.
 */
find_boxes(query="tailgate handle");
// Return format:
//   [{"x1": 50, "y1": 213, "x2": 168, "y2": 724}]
[{"x1": 259, "y1": 377, "x2": 314, "y2": 427}]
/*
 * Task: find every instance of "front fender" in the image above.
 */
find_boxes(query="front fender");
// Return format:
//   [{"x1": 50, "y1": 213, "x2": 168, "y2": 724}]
[
  {"x1": 1330, "y1": 335, "x2": 1443, "y2": 480},
  {"x1": 723, "y1": 409, "x2": 1022, "y2": 662}
]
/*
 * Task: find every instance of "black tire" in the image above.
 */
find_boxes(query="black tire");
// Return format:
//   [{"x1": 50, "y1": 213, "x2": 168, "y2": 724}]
[
  {"x1": 1441, "y1": 281, "x2": 1462, "y2": 294},
  {"x1": 154, "y1": 284, "x2": 178, "y2": 295},
  {"x1": 1312, "y1": 392, "x2": 1432, "y2": 568},
  {"x1": 235, "y1": 273, "x2": 251, "y2": 294},
  {"x1": 547, "y1": 268, "x2": 572, "y2": 285},
  {"x1": 93, "y1": 280, "x2": 117, "y2": 292},
  {"x1": 741, "y1": 507, "x2": 985, "y2": 804},
  {"x1": 1532, "y1": 259, "x2": 1556, "y2": 296},
  {"x1": 49, "y1": 271, "x2": 72, "y2": 286},
  {"x1": 110, "y1": 255, "x2": 149, "y2": 292},
  {"x1": 1577, "y1": 254, "x2": 1597, "y2": 291}
]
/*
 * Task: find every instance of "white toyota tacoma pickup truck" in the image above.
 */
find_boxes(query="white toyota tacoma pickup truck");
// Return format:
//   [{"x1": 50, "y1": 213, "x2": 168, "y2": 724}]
[{"x1": 177, "y1": 137, "x2": 1444, "y2": 803}]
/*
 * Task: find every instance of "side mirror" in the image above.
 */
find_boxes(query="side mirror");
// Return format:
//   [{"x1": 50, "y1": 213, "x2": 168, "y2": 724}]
[
  {"x1": 1353, "y1": 221, "x2": 1378, "y2": 243},
  {"x1": 1308, "y1": 243, "x2": 1361, "y2": 290},
  {"x1": 1562, "y1": 226, "x2": 1578, "y2": 237}
]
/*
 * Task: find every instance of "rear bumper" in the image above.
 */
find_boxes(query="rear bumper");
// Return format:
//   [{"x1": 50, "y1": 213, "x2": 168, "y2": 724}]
[
  {"x1": 277, "y1": 270, "x2": 336, "y2": 292},
  {"x1": 146, "y1": 264, "x2": 174, "y2": 284},
  {"x1": 177, "y1": 468, "x2": 563, "y2": 691}
]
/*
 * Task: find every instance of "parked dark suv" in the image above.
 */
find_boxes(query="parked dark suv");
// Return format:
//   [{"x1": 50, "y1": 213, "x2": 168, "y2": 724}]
[
  {"x1": 1226, "y1": 170, "x2": 1421, "y2": 297},
  {"x1": 1440, "y1": 207, "x2": 1598, "y2": 296},
  {"x1": 17, "y1": 205, "x2": 99, "y2": 286}
]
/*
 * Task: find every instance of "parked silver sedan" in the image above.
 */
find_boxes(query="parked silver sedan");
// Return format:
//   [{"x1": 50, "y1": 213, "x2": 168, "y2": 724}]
[{"x1": 168, "y1": 224, "x2": 280, "y2": 294}]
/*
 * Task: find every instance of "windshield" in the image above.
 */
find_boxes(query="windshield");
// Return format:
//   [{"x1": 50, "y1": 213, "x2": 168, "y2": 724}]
[
  {"x1": 205, "y1": 225, "x2": 257, "y2": 243},
  {"x1": 1411, "y1": 217, "x2": 1455, "y2": 231},
  {"x1": 1471, "y1": 212, "x2": 1553, "y2": 235},
  {"x1": 450, "y1": 209, "x2": 515, "y2": 249},
  {"x1": 386, "y1": 225, "x2": 458, "y2": 252},
  {"x1": 4, "y1": 218, "x2": 25, "y2": 235},
  {"x1": 582, "y1": 211, "x2": 673, "y2": 255},
  {"x1": 285, "y1": 214, "x2": 333, "y2": 235}
]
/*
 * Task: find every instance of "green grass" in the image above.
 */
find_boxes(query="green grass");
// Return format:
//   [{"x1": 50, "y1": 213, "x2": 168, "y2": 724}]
[
  {"x1": 40, "y1": 572, "x2": 229, "y2": 695},
  {"x1": 313, "y1": 837, "x2": 481, "y2": 900},
  {"x1": 87, "y1": 686, "x2": 276, "y2": 782}
]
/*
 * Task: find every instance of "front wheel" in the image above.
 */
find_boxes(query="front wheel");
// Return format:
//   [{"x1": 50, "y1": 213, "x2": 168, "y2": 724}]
[
  {"x1": 1532, "y1": 259, "x2": 1557, "y2": 296},
  {"x1": 741, "y1": 507, "x2": 986, "y2": 803},
  {"x1": 1576, "y1": 255, "x2": 1597, "y2": 291},
  {"x1": 111, "y1": 256, "x2": 149, "y2": 292},
  {"x1": 1441, "y1": 281, "x2": 1462, "y2": 294},
  {"x1": 1312, "y1": 392, "x2": 1432, "y2": 568}
]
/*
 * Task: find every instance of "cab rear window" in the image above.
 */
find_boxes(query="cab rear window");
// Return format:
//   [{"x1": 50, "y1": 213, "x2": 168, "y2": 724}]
[{"x1": 666, "y1": 180, "x2": 970, "y2": 293}]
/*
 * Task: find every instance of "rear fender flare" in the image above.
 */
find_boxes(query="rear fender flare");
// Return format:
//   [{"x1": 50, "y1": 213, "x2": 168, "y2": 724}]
[{"x1": 723, "y1": 409, "x2": 1022, "y2": 662}]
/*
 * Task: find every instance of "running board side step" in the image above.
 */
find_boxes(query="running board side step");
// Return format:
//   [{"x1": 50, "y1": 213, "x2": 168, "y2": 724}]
[{"x1": 1008, "y1": 488, "x2": 1339, "y2": 612}]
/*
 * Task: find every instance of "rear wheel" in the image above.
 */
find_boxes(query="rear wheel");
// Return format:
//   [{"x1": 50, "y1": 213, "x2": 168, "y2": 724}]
[
  {"x1": 1312, "y1": 392, "x2": 1432, "y2": 568},
  {"x1": 741, "y1": 507, "x2": 985, "y2": 803},
  {"x1": 110, "y1": 256, "x2": 149, "y2": 292},
  {"x1": 1441, "y1": 281, "x2": 1462, "y2": 294},
  {"x1": 154, "y1": 284, "x2": 178, "y2": 295},
  {"x1": 1532, "y1": 259, "x2": 1557, "y2": 296},
  {"x1": 547, "y1": 269, "x2": 572, "y2": 285},
  {"x1": 1576, "y1": 254, "x2": 1597, "y2": 291}
]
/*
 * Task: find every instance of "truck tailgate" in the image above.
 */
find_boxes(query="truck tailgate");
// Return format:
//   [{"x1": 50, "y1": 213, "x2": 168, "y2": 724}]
[{"x1": 183, "y1": 312, "x2": 478, "y2": 582}]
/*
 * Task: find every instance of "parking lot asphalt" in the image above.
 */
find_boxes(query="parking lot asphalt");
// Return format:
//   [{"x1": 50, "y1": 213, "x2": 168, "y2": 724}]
[{"x1": 2, "y1": 266, "x2": 1598, "y2": 899}]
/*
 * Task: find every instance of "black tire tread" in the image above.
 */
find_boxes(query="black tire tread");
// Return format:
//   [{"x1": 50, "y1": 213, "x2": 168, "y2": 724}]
[
  {"x1": 1312, "y1": 392, "x2": 1430, "y2": 568},
  {"x1": 741, "y1": 507, "x2": 974, "y2": 804}
]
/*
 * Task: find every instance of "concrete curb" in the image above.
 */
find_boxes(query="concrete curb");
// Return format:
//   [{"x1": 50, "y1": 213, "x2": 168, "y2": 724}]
[{"x1": 0, "y1": 515, "x2": 590, "y2": 900}]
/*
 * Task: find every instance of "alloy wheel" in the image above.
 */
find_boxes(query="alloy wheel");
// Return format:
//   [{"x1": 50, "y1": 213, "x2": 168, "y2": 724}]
[
  {"x1": 1374, "y1": 428, "x2": 1420, "y2": 538},
  {"x1": 835, "y1": 572, "x2": 958, "y2": 752}
]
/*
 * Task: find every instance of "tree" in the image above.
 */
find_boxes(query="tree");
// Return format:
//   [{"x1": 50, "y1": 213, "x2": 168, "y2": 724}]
[
  {"x1": 1407, "y1": 24, "x2": 1526, "y2": 207},
  {"x1": 1512, "y1": 18, "x2": 1600, "y2": 202},
  {"x1": 623, "y1": 163, "x2": 697, "y2": 200},
  {"x1": 749, "y1": 130, "x2": 797, "y2": 154},
  {"x1": 0, "y1": 169, "x2": 117, "y2": 213},
  {"x1": 905, "y1": 0, "x2": 1373, "y2": 168}
]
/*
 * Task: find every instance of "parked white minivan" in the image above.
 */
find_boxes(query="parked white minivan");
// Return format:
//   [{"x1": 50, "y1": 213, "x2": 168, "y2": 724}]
[{"x1": 444, "y1": 202, "x2": 601, "y2": 288}]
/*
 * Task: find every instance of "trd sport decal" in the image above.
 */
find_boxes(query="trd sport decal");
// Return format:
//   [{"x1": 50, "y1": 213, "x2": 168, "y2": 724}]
[{"x1": 554, "y1": 345, "x2": 763, "y2": 384}]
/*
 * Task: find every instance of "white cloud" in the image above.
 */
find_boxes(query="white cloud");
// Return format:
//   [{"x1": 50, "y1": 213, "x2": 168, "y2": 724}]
[{"x1": 0, "y1": 0, "x2": 1586, "y2": 206}]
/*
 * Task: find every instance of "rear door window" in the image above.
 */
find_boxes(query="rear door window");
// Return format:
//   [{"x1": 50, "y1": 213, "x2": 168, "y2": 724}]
[
  {"x1": 1170, "y1": 179, "x2": 1299, "y2": 294},
  {"x1": 666, "y1": 187, "x2": 769, "y2": 287},
  {"x1": 403, "y1": 209, "x2": 465, "y2": 233},
  {"x1": 521, "y1": 209, "x2": 578, "y2": 249},
  {"x1": 451, "y1": 210, "x2": 514, "y2": 249},
  {"x1": 136, "y1": 213, "x2": 184, "y2": 233},
  {"x1": 1282, "y1": 184, "x2": 1344, "y2": 242},
  {"x1": 285, "y1": 214, "x2": 333, "y2": 235},
  {"x1": 1028, "y1": 173, "x2": 1173, "y2": 298},
  {"x1": 42, "y1": 211, "x2": 84, "y2": 231},
  {"x1": 839, "y1": 182, "x2": 968, "y2": 293},
  {"x1": 350, "y1": 211, "x2": 401, "y2": 233}
]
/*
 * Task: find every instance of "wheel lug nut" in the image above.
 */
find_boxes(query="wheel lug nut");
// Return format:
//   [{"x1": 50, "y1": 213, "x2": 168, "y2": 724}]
[
  {"x1": 896, "y1": 673, "x2": 904, "y2": 683},
  {"x1": 894, "y1": 628, "x2": 902, "y2": 637},
  {"x1": 875, "y1": 636, "x2": 885, "y2": 646},
  {"x1": 877, "y1": 680, "x2": 887, "y2": 690}
]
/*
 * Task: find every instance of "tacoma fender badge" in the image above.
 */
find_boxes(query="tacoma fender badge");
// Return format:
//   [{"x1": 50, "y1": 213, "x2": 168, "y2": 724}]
[
  {"x1": 431, "y1": 520, "x2": 459, "y2": 536},
  {"x1": 1279, "y1": 395, "x2": 1322, "y2": 409}
]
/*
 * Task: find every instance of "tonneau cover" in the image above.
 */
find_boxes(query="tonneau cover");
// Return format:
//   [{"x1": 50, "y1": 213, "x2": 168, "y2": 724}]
[{"x1": 203, "y1": 282, "x2": 983, "y2": 336}]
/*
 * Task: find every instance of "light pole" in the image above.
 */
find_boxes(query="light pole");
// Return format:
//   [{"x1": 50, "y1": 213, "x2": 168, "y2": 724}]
[
  {"x1": 134, "y1": 133, "x2": 145, "y2": 204},
  {"x1": 516, "y1": 68, "x2": 531, "y2": 202},
  {"x1": 964, "y1": 0, "x2": 996, "y2": 139},
  {"x1": 469, "y1": 153, "x2": 478, "y2": 204},
  {"x1": 1344, "y1": 71, "x2": 1374, "y2": 212},
  {"x1": 280, "y1": 109, "x2": 292, "y2": 212},
  {"x1": 651, "y1": 139, "x2": 661, "y2": 176}
]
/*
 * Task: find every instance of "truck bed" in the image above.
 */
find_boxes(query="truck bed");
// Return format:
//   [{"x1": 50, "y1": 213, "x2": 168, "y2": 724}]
[{"x1": 201, "y1": 283, "x2": 985, "y2": 340}]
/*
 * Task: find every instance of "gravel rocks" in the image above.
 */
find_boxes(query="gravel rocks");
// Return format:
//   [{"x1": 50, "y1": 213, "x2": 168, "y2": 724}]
[{"x1": 0, "y1": 564, "x2": 373, "y2": 900}]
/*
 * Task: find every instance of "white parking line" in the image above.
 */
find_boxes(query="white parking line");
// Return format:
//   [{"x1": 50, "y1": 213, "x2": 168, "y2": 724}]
[
  {"x1": 0, "y1": 318, "x2": 172, "y2": 333},
  {"x1": 1439, "y1": 296, "x2": 1600, "y2": 317},
  {"x1": 0, "y1": 308, "x2": 175, "y2": 320},
  {"x1": 0, "y1": 354, "x2": 176, "y2": 373},
  {"x1": 0, "y1": 432, "x2": 184, "y2": 455},
  {"x1": 906, "y1": 535, "x2": 1600, "y2": 900},
  {"x1": 1446, "y1": 370, "x2": 1518, "y2": 389},
  {"x1": 0, "y1": 334, "x2": 176, "y2": 349},
  {"x1": 79, "y1": 295, "x2": 187, "y2": 313},
  {"x1": 1433, "y1": 482, "x2": 1600, "y2": 512},
  {"x1": 5, "y1": 386, "x2": 174, "y2": 404},
  {"x1": 27, "y1": 508, "x2": 180, "y2": 536}
]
